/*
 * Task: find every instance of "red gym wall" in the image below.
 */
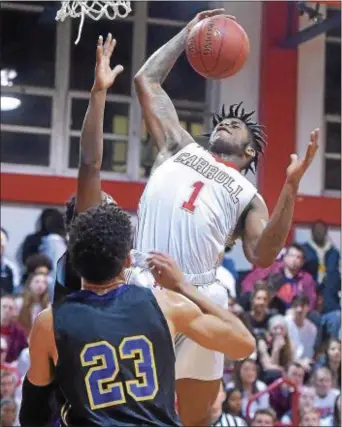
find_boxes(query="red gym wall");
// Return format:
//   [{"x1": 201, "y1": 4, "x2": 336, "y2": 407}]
[{"x1": 1, "y1": 2, "x2": 341, "y2": 226}]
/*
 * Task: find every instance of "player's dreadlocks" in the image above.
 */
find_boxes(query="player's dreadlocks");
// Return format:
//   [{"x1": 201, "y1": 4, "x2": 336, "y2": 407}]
[{"x1": 206, "y1": 102, "x2": 267, "y2": 174}]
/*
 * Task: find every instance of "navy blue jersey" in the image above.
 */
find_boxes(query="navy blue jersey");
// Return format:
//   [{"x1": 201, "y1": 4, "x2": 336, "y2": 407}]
[{"x1": 53, "y1": 285, "x2": 180, "y2": 427}]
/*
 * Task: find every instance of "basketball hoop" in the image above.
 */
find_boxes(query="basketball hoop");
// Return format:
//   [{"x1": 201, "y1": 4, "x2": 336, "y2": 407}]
[{"x1": 55, "y1": 1, "x2": 132, "y2": 45}]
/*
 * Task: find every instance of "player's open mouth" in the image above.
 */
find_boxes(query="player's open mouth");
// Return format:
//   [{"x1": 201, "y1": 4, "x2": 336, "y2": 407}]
[{"x1": 216, "y1": 127, "x2": 231, "y2": 136}]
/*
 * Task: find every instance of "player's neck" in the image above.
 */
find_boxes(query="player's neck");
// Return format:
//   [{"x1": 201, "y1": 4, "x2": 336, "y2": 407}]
[
  {"x1": 208, "y1": 150, "x2": 243, "y2": 171},
  {"x1": 82, "y1": 276, "x2": 126, "y2": 295}
]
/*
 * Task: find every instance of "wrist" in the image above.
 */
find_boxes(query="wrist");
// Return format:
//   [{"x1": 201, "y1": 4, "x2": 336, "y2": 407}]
[
  {"x1": 284, "y1": 178, "x2": 299, "y2": 194},
  {"x1": 91, "y1": 86, "x2": 107, "y2": 95}
]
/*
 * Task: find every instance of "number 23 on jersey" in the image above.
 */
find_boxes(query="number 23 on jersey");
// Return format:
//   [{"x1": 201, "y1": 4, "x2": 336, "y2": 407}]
[{"x1": 80, "y1": 335, "x2": 159, "y2": 410}]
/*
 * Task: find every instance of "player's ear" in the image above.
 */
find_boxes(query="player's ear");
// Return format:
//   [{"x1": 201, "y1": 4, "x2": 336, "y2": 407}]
[
  {"x1": 124, "y1": 253, "x2": 132, "y2": 269},
  {"x1": 245, "y1": 144, "x2": 256, "y2": 159}
]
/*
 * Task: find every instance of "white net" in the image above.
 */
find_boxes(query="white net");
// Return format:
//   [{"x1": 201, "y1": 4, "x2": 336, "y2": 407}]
[{"x1": 56, "y1": 1, "x2": 132, "y2": 45}]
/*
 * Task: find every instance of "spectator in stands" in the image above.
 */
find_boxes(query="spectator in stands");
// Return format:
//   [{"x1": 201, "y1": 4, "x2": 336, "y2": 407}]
[
  {"x1": 312, "y1": 367, "x2": 340, "y2": 418},
  {"x1": 321, "y1": 393, "x2": 340, "y2": 427},
  {"x1": 269, "y1": 361, "x2": 305, "y2": 418},
  {"x1": 244, "y1": 282, "x2": 274, "y2": 338},
  {"x1": 302, "y1": 221, "x2": 340, "y2": 285},
  {"x1": 228, "y1": 359, "x2": 269, "y2": 418},
  {"x1": 0, "y1": 336, "x2": 20, "y2": 387},
  {"x1": 242, "y1": 243, "x2": 317, "y2": 309},
  {"x1": 0, "y1": 228, "x2": 20, "y2": 296},
  {"x1": 20, "y1": 208, "x2": 58, "y2": 264},
  {"x1": 38, "y1": 209, "x2": 67, "y2": 294},
  {"x1": 17, "y1": 273, "x2": 50, "y2": 337},
  {"x1": 21, "y1": 253, "x2": 53, "y2": 285},
  {"x1": 258, "y1": 315, "x2": 294, "y2": 381},
  {"x1": 315, "y1": 339, "x2": 341, "y2": 389},
  {"x1": 0, "y1": 371, "x2": 18, "y2": 403},
  {"x1": 302, "y1": 221, "x2": 340, "y2": 313},
  {"x1": 285, "y1": 294, "x2": 317, "y2": 361},
  {"x1": 300, "y1": 407, "x2": 321, "y2": 427},
  {"x1": 316, "y1": 305, "x2": 341, "y2": 351},
  {"x1": 250, "y1": 408, "x2": 276, "y2": 427},
  {"x1": 281, "y1": 385, "x2": 317, "y2": 425},
  {"x1": 222, "y1": 387, "x2": 246, "y2": 424},
  {"x1": 0, "y1": 397, "x2": 17, "y2": 427},
  {"x1": 0, "y1": 295, "x2": 27, "y2": 363},
  {"x1": 211, "y1": 381, "x2": 247, "y2": 426}
]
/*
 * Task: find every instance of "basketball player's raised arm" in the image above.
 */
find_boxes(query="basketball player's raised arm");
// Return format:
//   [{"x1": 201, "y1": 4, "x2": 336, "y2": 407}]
[
  {"x1": 134, "y1": 9, "x2": 224, "y2": 155},
  {"x1": 19, "y1": 308, "x2": 56, "y2": 426},
  {"x1": 76, "y1": 34, "x2": 123, "y2": 213},
  {"x1": 242, "y1": 129, "x2": 319, "y2": 267},
  {"x1": 148, "y1": 253, "x2": 255, "y2": 360}
]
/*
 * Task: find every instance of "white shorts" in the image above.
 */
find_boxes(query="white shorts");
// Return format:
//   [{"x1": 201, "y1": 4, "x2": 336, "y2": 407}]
[{"x1": 125, "y1": 265, "x2": 229, "y2": 381}]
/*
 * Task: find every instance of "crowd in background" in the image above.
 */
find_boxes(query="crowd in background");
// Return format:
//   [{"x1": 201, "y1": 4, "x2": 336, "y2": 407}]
[{"x1": 0, "y1": 208, "x2": 341, "y2": 427}]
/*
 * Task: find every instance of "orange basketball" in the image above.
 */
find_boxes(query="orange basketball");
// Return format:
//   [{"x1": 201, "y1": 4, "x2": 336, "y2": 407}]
[{"x1": 185, "y1": 15, "x2": 250, "y2": 80}]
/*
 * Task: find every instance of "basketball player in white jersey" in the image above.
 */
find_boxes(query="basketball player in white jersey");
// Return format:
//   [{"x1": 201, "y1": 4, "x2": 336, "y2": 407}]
[{"x1": 130, "y1": 8, "x2": 319, "y2": 426}]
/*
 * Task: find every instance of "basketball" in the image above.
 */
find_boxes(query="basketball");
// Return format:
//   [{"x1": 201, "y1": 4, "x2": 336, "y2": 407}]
[{"x1": 185, "y1": 15, "x2": 250, "y2": 80}]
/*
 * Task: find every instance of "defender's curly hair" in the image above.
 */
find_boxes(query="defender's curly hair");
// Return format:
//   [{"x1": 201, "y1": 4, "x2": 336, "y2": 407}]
[
  {"x1": 68, "y1": 205, "x2": 132, "y2": 284},
  {"x1": 64, "y1": 192, "x2": 117, "y2": 233},
  {"x1": 205, "y1": 102, "x2": 267, "y2": 174}
]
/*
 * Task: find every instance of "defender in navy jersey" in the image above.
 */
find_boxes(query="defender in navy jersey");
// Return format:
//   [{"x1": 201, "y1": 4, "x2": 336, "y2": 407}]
[{"x1": 19, "y1": 205, "x2": 255, "y2": 427}]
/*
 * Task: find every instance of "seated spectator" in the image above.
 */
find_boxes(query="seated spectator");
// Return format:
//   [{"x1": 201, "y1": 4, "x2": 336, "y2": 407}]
[
  {"x1": 227, "y1": 359, "x2": 269, "y2": 419},
  {"x1": 269, "y1": 362, "x2": 305, "y2": 418},
  {"x1": 312, "y1": 367, "x2": 340, "y2": 418},
  {"x1": 315, "y1": 339, "x2": 341, "y2": 389},
  {"x1": 321, "y1": 393, "x2": 340, "y2": 427},
  {"x1": 316, "y1": 309, "x2": 341, "y2": 353},
  {"x1": 250, "y1": 408, "x2": 277, "y2": 427},
  {"x1": 212, "y1": 381, "x2": 247, "y2": 426},
  {"x1": 20, "y1": 208, "x2": 58, "y2": 264},
  {"x1": 222, "y1": 387, "x2": 247, "y2": 425},
  {"x1": 39, "y1": 209, "x2": 66, "y2": 268},
  {"x1": 17, "y1": 273, "x2": 50, "y2": 337},
  {"x1": 300, "y1": 407, "x2": 321, "y2": 427},
  {"x1": 258, "y1": 315, "x2": 294, "y2": 380},
  {"x1": 244, "y1": 282, "x2": 274, "y2": 338},
  {"x1": 0, "y1": 397, "x2": 17, "y2": 427},
  {"x1": 0, "y1": 228, "x2": 20, "y2": 296},
  {"x1": 242, "y1": 243, "x2": 317, "y2": 309},
  {"x1": 281, "y1": 385, "x2": 317, "y2": 425},
  {"x1": 0, "y1": 336, "x2": 20, "y2": 387},
  {"x1": 21, "y1": 253, "x2": 53, "y2": 285},
  {"x1": 0, "y1": 371, "x2": 20, "y2": 406},
  {"x1": 0, "y1": 295, "x2": 27, "y2": 363},
  {"x1": 285, "y1": 294, "x2": 317, "y2": 361}
]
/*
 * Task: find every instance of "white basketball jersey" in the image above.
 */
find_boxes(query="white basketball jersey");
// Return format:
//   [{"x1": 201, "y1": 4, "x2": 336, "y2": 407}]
[{"x1": 135, "y1": 143, "x2": 258, "y2": 277}]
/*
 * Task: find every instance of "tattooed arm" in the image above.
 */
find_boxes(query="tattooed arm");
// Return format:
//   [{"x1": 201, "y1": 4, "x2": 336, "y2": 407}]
[
  {"x1": 242, "y1": 129, "x2": 319, "y2": 267},
  {"x1": 76, "y1": 34, "x2": 123, "y2": 213},
  {"x1": 134, "y1": 9, "x2": 225, "y2": 159}
]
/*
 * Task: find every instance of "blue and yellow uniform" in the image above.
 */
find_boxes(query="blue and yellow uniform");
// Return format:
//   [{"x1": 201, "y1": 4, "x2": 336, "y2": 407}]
[{"x1": 53, "y1": 284, "x2": 180, "y2": 427}]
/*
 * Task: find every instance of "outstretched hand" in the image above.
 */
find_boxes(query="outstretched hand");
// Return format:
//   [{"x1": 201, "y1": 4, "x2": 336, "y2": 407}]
[
  {"x1": 286, "y1": 128, "x2": 319, "y2": 188},
  {"x1": 187, "y1": 9, "x2": 236, "y2": 33},
  {"x1": 92, "y1": 33, "x2": 124, "y2": 92},
  {"x1": 147, "y1": 251, "x2": 184, "y2": 292}
]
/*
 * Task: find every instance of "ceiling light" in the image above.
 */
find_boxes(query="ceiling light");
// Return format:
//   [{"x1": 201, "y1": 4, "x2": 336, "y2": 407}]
[{"x1": 1, "y1": 96, "x2": 21, "y2": 111}]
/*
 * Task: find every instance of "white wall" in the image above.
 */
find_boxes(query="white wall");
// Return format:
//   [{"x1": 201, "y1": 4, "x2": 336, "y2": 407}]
[{"x1": 296, "y1": 12, "x2": 326, "y2": 195}]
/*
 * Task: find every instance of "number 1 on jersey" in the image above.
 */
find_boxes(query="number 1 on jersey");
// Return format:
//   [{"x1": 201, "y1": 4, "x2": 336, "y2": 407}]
[{"x1": 181, "y1": 181, "x2": 204, "y2": 213}]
